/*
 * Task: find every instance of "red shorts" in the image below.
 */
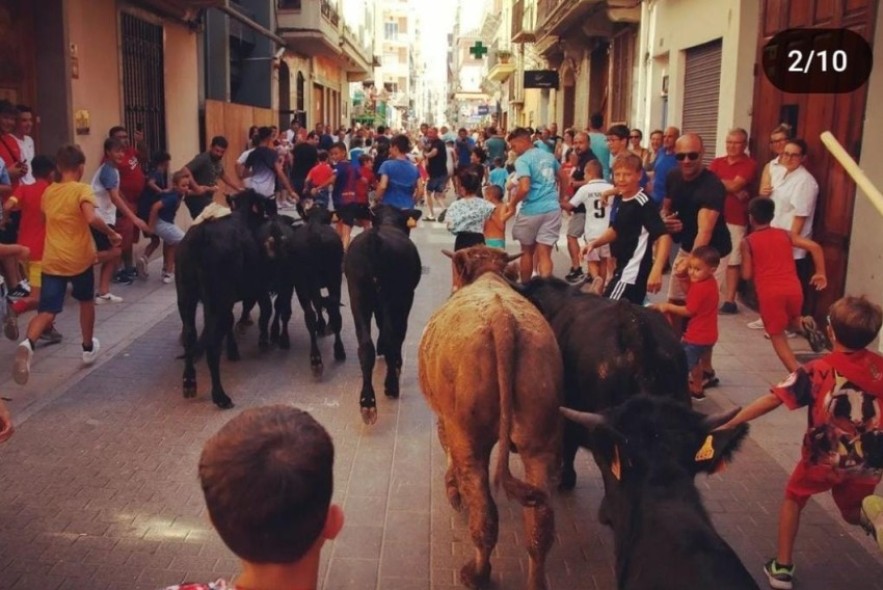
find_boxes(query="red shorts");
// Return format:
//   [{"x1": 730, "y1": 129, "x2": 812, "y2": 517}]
[
  {"x1": 757, "y1": 289, "x2": 802, "y2": 335},
  {"x1": 785, "y1": 460, "x2": 879, "y2": 522}
]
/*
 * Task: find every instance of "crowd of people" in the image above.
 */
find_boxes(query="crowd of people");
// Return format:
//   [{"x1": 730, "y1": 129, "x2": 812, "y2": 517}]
[{"x1": 1, "y1": 102, "x2": 883, "y2": 590}]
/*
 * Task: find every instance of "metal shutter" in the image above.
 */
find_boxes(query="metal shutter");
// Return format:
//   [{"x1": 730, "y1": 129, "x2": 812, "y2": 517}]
[{"x1": 682, "y1": 40, "x2": 722, "y2": 165}]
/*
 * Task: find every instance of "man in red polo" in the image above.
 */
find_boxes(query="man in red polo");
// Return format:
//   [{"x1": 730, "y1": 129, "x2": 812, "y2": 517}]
[
  {"x1": 0, "y1": 100, "x2": 28, "y2": 297},
  {"x1": 709, "y1": 128, "x2": 757, "y2": 315},
  {"x1": 108, "y1": 126, "x2": 149, "y2": 283}
]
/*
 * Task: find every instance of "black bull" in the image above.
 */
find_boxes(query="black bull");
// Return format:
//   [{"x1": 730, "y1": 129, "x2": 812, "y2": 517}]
[{"x1": 518, "y1": 277, "x2": 691, "y2": 489}]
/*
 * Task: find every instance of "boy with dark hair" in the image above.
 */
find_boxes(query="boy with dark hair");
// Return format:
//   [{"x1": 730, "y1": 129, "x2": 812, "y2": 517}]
[
  {"x1": 582, "y1": 153, "x2": 671, "y2": 305},
  {"x1": 13, "y1": 145, "x2": 121, "y2": 385},
  {"x1": 3, "y1": 155, "x2": 62, "y2": 343},
  {"x1": 719, "y1": 295, "x2": 883, "y2": 588},
  {"x1": 146, "y1": 171, "x2": 188, "y2": 284},
  {"x1": 163, "y1": 405, "x2": 343, "y2": 590},
  {"x1": 329, "y1": 142, "x2": 365, "y2": 249},
  {"x1": 652, "y1": 245, "x2": 721, "y2": 400},
  {"x1": 742, "y1": 197, "x2": 828, "y2": 372}
]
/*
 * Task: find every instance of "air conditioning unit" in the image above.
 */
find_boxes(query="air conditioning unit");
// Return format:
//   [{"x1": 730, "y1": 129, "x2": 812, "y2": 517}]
[{"x1": 661, "y1": 74, "x2": 669, "y2": 97}]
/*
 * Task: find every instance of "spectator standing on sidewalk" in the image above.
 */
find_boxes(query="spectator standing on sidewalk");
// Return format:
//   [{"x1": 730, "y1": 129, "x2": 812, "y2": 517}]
[
  {"x1": 183, "y1": 136, "x2": 243, "y2": 219},
  {"x1": 562, "y1": 131, "x2": 599, "y2": 284},
  {"x1": 717, "y1": 295, "x2": 883, "y2": 590},
  {"x1": 588, "y1": 113, "x2": 610, "y2": 179},
  {"x1": 508, "y1": 127, "x2": 562, "y2": 283},
  {"x1": 108, "y1": 126, "x2": 148, "y2": 284},
  {"x1": 644, "y1": 129, "x2": 664, "y2": 184},
  {"x1": 709, "y1": 128, "x2": 758, "y2": 314},
  {"x1": 629, "y1": 129, "x2": 651, "y2": 165},
  {"x1": 651, "y1": 126, "x2": 680, "y2": 208},
  {"x1": 13, "y1": 145, "x2": 122, "y2": 386},
  {"x1": 663, "y1": 133, "x2": 732, "y2": 389},
  {"x1": 13, "y1": 105, "x2": 35, "y2": 185},
  {"x1": 0, "y1": 100, "x2": 28, "y2": 298}
]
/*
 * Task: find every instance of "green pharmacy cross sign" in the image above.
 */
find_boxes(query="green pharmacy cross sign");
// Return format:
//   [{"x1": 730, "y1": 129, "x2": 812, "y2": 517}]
[{"x1": 469, "y1": 41, "x2": 489, "y2": 59}]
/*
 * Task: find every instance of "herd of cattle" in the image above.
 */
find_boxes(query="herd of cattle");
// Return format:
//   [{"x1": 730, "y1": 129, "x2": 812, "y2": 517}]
[{"x1": 174, "y1": 192, "x2": 759, "y2": 589}]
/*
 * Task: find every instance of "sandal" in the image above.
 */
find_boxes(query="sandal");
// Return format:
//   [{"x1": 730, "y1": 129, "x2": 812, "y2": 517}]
[{"x1": 800, "y1": 316, "x2": 828, "y2": 353}]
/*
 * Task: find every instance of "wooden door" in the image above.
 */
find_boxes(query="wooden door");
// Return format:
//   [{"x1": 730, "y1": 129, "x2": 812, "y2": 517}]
[
  {"x1": 0, "y1": 0, "x2": 36, "y2": 107},
  {"x1": 752, "y1": 0, "x2": 879, "y2": 318}
]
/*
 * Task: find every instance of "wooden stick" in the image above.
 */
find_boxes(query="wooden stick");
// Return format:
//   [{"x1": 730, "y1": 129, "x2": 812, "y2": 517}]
[{"x1": 820, "y1": 131, "x2": 883, "y2": 218}]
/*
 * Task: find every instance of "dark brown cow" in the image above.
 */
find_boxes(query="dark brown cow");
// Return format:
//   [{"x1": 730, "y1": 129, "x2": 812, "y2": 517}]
[{"x1": 418, "y1": 246, "x2": 563, "y2": 590}]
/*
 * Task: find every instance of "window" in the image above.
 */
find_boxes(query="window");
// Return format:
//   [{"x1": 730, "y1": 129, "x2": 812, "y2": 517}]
[
  {"x1": 278, "y1": 0, "x2": 302, "y2": 9},
  {"x1": 384, "y1": 22, "x2": 398, "y2": 40}
]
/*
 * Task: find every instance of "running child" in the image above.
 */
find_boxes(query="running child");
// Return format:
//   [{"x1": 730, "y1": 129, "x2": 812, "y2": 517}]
[
  {"x1": 146, "y1": 170, "x2": 188, "y2": 284},
  {"x1": 136, "y1": 151, "x2": 170, "y2": 280},
  {"x1": 718, "y1": 295, "x2": 883, "y2": 589},
  {"x1": 304, "y1": 150, "x2": 333, "y2": 209},
  {"x1": 446, "y1": 167, "x2": 494, "y2": 251}
]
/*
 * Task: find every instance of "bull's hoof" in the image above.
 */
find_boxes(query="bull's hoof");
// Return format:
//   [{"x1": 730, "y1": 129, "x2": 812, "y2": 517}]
[
  {"x1": 236, "y1": 321, "x2": 251, "y2": 334},
  {"x1": 558, "y1": 469, "x2": 577, "y2": 492},
  {"x1": 360, "y1": 406, "x2": 378, "y2": 425},
  {"x1": 446, "y1": 486, "x2": 462, "y2": 512},
  {"x1": 183, "y1": 379, "x2": 197, "y2": 399},
  {"x1": 334, "y1": 343, "x2": 346, "y2": 362},
  {"x1": 213, "y1": 393, "x2": 235, "y2": 410},
  {"x1": 279, "y1": 334, "x2": 290, "y2": 350},
  {"x1": 311, "y1": 361, "x2": 324, "y2": 379},
  {"x1": 459, "y1": 562, "x2": 491, "y2": 590},
  {"x1": 258, "y1": 339, "x2": 270, "y2": 353}
]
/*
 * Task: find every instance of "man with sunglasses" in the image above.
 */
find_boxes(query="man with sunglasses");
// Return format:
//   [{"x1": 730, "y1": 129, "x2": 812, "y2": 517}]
[{"x1": 664, "y1": 133, "x2": 732, "y2": 389}]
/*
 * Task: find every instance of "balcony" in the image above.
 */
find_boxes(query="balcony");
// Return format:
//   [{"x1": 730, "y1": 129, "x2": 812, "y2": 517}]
[
  {"x1": 486, "y1": 49, "x2": 515, "y2": 83},
  {"x1": 511, "y1": 0, "x2": 536, "y2": 44},
  {"x1": 277, "y1": 0, "x2": 342, "y2": 58},
  {"x1": 537, "y1": 0, "x2": 599, "y2": 37},
  {"x1": 341, "y1": 24, "x2": 374, "y2": 81}
]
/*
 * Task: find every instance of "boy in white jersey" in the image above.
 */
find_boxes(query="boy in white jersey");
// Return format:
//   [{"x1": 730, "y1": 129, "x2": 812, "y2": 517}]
[{"x1": 568, "y1": 159, "x2": 614, "y2": 294}]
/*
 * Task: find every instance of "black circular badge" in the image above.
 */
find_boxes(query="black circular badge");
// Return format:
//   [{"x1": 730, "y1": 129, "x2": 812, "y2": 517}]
[{"x1": 762, "y1": 28, "x2": 873, "y2": 94}]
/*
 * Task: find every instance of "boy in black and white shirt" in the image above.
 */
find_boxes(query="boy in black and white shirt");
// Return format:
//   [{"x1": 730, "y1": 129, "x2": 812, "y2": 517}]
[{"x1": 582, "y1": 153, "x2": 671, "y2": 305}]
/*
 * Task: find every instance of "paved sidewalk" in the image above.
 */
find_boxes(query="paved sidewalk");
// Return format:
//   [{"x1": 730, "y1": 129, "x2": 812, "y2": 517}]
[{"x1": 0, "y1": 215, "x2": 881, "y2": 590}]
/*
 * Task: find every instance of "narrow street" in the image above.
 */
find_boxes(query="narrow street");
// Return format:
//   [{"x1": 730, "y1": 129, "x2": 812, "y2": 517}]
[{"x1": 0, "y1": 220, "x2": 881, "y2": 590}]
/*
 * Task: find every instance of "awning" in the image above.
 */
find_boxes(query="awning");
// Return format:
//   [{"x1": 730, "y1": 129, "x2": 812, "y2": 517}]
[{"x1": 217, "y1": 2, "x2": 288, "y2": 47}]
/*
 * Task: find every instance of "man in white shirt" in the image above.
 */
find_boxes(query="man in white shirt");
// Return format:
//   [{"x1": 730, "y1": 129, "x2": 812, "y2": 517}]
[
  {"x1": 770, "y1": 139, "x2": 819, "y2": 315},
  {"x1": 13, "y1": 105, "x2": 34, "y2": 185}
]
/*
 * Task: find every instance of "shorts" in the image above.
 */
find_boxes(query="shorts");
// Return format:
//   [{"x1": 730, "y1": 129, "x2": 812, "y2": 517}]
[
  {"x1": 668, "y1": 248, "x2": 728, "y2": 301},
  {"x1": 454, "y1": 232, "x2": 485, "y2": 251},
  {"x1": 485, "y1": 237, "x2": 506, "y2": 249},
  {"x1": 115, "y1": 214, "x2": 135, "y2": 250},
  {"x1": 584, "y1": 237, "x2": 610, "y2": 262},
  {"x1": 25, "y1": 261, "x2": 42, "y2": 288},
  {"x1": 683, "y1": 342, "x2": 712, "y2": 371},
  {"x1": 39, "y1": 267, "x2": 95, "y2": 314},
  {"x1": 604, "y1": 276, "x2": 645, "y2": 306},
  {"x1": 757, "y1": 288, "x2": 802, "y2": 335},
  {"x1": 338, "y1": 203, "x2": 371, "y2": 227},
  {"x1": 567, "y1": 211, "x2": 586, "y2": 238},
  {"x1": 427, "y1": 175, "x2": 448, "y2": 193},
  {"x1": 91, "y1": 226, "x2": 116, "y2": 252},
  {"x1": 512, "y1": 210, "x2": 562, "y2": 247},
  {"x1": 726, "y1": 223, "x2": 746, "y2": 265},
  {"x1": 785, "y1": 460, "x2": 879, "y2": 522},
  {"x1": 154, "y1": 219, "x2": 185, "y2": 245},
  {"x1": 0, "y1": 210, "x2": 20, "y2": 244}
]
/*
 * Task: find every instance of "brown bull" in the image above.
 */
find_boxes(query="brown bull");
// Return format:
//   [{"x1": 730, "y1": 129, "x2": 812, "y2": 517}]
[{"x1": 418, "y1": 246, "x2": 563, "y2": 590}]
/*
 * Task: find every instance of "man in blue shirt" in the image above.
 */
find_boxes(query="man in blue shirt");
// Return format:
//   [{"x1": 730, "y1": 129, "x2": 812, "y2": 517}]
[
  {"x1": 651, "y1": 126, "x2": 680, "y2": 207},
  {"x1": 376, "y1": 134, "x2": 420, "y2": 211},
  {"x1": 588, "y1": 113, "x2": 611, "y2": 179},
  {"x1": 509, "y1": 127, "x2": 561, "y2": 283}
]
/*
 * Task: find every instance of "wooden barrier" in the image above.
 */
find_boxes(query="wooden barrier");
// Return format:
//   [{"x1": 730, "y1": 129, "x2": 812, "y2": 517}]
[{"x1": 204, "y1": 100, "x2": 276, "y2": 199}]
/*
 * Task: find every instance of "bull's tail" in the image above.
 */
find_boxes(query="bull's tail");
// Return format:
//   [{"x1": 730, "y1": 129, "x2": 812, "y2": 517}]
[{"x1": 491, "y1": 298, "x2": 547, "y2": 508}]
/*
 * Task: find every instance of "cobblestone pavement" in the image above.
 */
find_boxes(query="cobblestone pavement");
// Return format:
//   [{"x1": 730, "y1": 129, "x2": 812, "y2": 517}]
[{"x1": 0, "y1": 215, "x2": 882, "y2": 590}]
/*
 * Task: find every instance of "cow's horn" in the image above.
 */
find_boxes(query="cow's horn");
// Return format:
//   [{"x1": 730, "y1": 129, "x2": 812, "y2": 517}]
[
  {"x1": 506, "y1": 253, "x2": 523, "y2": 262},
  {"x1": 700, "y1": 406, "x2": 741, "y2": 431},
  {"x1": 442, "y1": 250, "x2": 455, "y2": 259},
  {"x1": 560, "y1": 407, "x2": 606, "y2": 431}
]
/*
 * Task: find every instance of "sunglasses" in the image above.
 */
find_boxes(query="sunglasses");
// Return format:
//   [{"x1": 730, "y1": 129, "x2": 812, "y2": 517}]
[
  {"x1": 675, "y1": 152, "x2": 700, "y2": 161},
  {"x1": 781, "y1": 151, "x2": 803, "y2": 159},
  {"x1": 629, "y1": 135, "x2": 641, "y2": 139}
]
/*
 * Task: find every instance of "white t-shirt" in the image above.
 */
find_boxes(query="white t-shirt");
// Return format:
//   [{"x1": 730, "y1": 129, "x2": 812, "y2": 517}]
[
  {"x1": 90, "y1": 163, "x2": 120, "y2": 225},
  {"x1": 445, "y1": 146, "x2": 456, "y2": 177},
  {"x1": 569, "y1": 179, "x2": 615, "y2": 238},
  {"x1": 14, "y1": 135, "x2": 34, "y2": 185},
  {"x1": 770, "y1": 165, "x2": 818, "y2": 259},
  {"x1": 237, "y1": 149, "x2": 254, "y2": 189}
]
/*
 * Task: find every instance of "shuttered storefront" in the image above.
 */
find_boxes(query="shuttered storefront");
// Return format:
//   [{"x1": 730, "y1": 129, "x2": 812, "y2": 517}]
[{"x1": 682, "y1": 39, "x2": 722, "y2": 165}]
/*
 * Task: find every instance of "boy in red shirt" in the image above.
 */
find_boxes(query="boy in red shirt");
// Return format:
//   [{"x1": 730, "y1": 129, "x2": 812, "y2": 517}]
[
  {"x1": 652, "y1": 245, "x2": 720, "y2": 401},
  {"x1": 2, "y1": 156, "x2": 62, "y2": 343},
  {"x1": 304, "y1": 151, "x2": 334, "y2": 209},
  {"x1": 742, "y1": 197, "x2": 828, "y2": 372},
  {"x1": 719, "y1": 295, "x2": 883, "y2": 588}
]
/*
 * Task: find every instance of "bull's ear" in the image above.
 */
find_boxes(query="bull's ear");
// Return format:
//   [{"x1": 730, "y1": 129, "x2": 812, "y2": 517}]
[
  {"x1": 408, "y1": 209, "x2": 423, "y2": 222},
  {"x1": 693, "y1": 424, "x2": 749, "y2": 474}
]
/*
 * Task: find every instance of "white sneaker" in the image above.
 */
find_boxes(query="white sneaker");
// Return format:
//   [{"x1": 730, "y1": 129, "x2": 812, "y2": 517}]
[
  {"x1": 95, "y1": 292, "x2": 123, "y2": 304},
  {"x1": 747, "y1": 318, "x2": 765, "y2": 330},
  {"x1": 13, "y1": 339, "x2": 33, "y2": 385},
  {"x1": 162, "y1": 271, "x2": 173, "y2": 284},
  {"x1": 82, "y1": 337, "x2": 100, "y2": 365},
  {"x1": 136, "y1": 255, "x2": 149, "y2": 280}
]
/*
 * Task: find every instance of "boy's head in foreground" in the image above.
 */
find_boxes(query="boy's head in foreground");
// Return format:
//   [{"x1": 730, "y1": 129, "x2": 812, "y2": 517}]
[
  {"x1": 199, "y1": 406, "x2": 342, "y2": 567},
  {"x1": 686, "y1": 245, "x2": 720, "y2": 284},
  {"x1": 827, "y1": 296, "x2": 883, "y2": 352},
  {"x1": 748, "y1": 196, "x2": 775, "y2": 229}
]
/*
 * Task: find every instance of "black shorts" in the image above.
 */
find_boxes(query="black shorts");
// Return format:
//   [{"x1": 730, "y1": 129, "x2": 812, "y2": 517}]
[
  {"x1": 454, "y1": 232, "x2": 486, "y2": 251},
  {"x1": 91, "y1": 226, "x2": 115, "y2": 252},
  {"x1": 337, "y1": 203, "x2": 371, "y2": 227},
  {"x1": 0, "y1": 210, "x2": 20, "y2": 244}
]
